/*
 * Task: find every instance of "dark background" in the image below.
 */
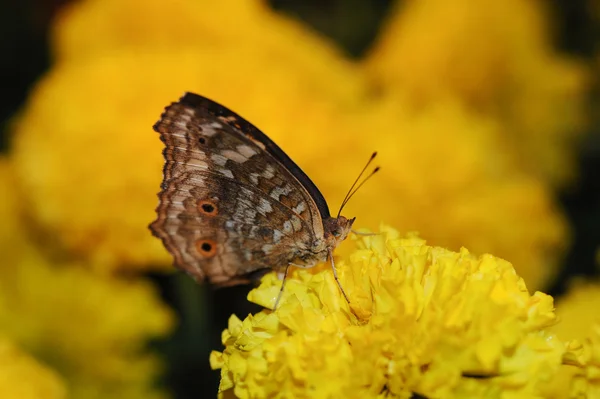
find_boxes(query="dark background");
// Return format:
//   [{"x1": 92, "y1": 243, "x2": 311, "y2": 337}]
[{"x1": 1, "y1": 1, "x2": 598, "y2": 397}]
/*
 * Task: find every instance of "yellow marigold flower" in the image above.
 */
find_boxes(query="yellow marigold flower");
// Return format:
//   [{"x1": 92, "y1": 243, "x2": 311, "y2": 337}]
[
  {"x1": 0, "y1": 337, "x2": 66, "y2": 399},
  {"x1": 211, "y1": 227, "x2": 566, "y2": 398},
  {"x1": 365, "y1": 0, "x2": 588, "y2": 187},
  {"x1": 0, "y1": 159, "x2": 175, "y2": 399}
]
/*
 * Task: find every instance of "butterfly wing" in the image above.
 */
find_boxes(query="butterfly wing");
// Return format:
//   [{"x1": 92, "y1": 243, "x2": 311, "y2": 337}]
[
  {"x1": 150, "y1": 93, "x2": 328, "y2": 285},
  {"x1": 181, "y1": 93, "x2": 332, "y2": 219}
]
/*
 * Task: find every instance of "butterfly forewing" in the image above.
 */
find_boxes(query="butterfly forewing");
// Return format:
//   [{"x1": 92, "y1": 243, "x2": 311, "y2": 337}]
[
  {"x1": 150, "y1": 93, "x2": 327, "y2": 284},
  {"x1": 181, "y1": 93, "x2": 332, "y2": 218}
]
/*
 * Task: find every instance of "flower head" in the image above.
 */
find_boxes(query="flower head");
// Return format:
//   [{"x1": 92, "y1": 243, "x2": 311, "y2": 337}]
[
  {"x1": 365, "y1": 0, "x2": 588, "y2": 187},
  {"x1": 0, "y1": 158, "x2": 175, "y2": 399},
  {"x1": 211, "y1": 227, "x2": 565, "y2": 398}
]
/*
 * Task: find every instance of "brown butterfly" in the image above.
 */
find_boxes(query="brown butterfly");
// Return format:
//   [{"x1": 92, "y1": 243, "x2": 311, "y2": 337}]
[{"x1": 150, "y1": 93, "x2": 377, "y2": 305}]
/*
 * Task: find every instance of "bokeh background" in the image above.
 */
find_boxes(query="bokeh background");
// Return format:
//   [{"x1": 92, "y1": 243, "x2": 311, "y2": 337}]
[{"x1": 1, "y1": 0, "x2": 599, "y2": 398}]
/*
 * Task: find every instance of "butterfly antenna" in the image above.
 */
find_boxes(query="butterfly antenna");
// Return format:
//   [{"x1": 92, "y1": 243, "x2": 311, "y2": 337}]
[
  {"x1": 337, "y1": 166, "x2": 380, "y2": 218},
  {"x1": 337, "y1": 152, "x2": 377, "y2": 218},
  {"x1": 339, "y1": 166, "x2": 380, "y2": 211}
]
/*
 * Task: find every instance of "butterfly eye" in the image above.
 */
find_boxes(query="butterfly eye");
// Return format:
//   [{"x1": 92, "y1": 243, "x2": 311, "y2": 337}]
[
  {"x1": 198, "y1": 137, "x2": 207, "y2": 145},
  {"x1": 332, "y1": 229, "x2": 341, "y2": 238}
]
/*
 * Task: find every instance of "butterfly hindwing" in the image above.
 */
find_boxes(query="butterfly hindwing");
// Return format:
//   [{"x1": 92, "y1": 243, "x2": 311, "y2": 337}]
[{"x1": 150, "y1": 94, "x2": 326, "y2": 284}]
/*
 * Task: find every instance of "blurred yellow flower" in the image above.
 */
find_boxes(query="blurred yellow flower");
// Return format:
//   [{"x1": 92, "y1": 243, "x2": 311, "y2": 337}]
[
  {"x1": 0, "y1": 337, "x2": 66, "y2": 399},
  {"x1": 210, "y1": 227, "x2": 567, "y2": 398},
  {"x1": 0, "y1": 257, "x2": 174, "y2": 399},
  {"x1": 365, "y1": 0, "x2": 588, "y2": 187},
  {"x1": 52, "y1": 0, "x2": 364, "y2": 104},
  {"x1": 0, "y1": 158, "x2": 175, "y2": 399}
]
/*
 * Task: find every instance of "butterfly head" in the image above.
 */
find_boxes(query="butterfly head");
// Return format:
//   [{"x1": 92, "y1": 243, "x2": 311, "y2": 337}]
[{"x1": 324, "y1": 216, "x2": 356, "y2": 247}]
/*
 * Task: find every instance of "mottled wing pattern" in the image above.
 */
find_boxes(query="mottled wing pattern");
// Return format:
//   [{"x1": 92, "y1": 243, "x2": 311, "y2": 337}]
[{"x1": 150, "y1": 93, "x2": 325, "y2": 285}]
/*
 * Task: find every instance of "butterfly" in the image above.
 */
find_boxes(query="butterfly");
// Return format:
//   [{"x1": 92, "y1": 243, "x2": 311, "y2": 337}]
[{"x1": 150, "y1": 92, "x2": 377, "y2": 305}]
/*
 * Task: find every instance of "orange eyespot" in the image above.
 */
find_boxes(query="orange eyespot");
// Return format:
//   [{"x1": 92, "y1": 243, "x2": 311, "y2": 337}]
[
  {"x1": 198, "y1": 199, "x2": 218, "y2": 216},
  {"x1": 195, "y1": 239, "x2": 217, "y2": 258}
]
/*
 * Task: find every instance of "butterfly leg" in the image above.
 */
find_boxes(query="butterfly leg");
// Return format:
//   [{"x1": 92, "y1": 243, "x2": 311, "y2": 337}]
[
  {"x1": 273, "y1": 263, "x2": 292, "y2": 310},
  {"x1": 328, "y1": 249, "x2": 351, "y2": 304}
]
